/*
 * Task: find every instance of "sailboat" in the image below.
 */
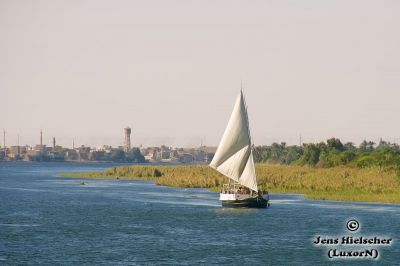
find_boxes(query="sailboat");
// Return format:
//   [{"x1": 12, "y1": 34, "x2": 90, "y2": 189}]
[{"x1": 210, "y1": 89, "x2": 270, "y2": 208}]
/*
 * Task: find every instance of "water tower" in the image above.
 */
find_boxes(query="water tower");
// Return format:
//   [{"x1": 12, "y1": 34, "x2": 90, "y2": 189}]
[{"x1": 124, "y1": 127, "x2": 131, "y2": 153}]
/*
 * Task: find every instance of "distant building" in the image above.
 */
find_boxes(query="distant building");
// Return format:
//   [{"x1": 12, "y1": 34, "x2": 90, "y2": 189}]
[
  {"x1": 179, "y1": 153, "x2": 194, "y2": 163},
  {"x1": 7, "y1": 146, "x2": 19, "y2": 159},
  {"x1": 9, "y1": 146, "x2": 20, "y2": 155},
  {"x1": 96, "y1": 145, "x2": 113, "y2": 153},
  {"x1": 124, "y1": 127, "x2": 131, "y2": 153},
  {"x1": 76, "y1": 145, "x2": 91, "y2": 161},
  {"x1": 34, "y1": 145, "x2": 46, "y2": 152},
  {"x1": 66, "y1": 150, "x2": 78, "y2": 161},
  {"x1": 89, "y1": 150, "x2": 106, "y2": 161},
  {"x1": 193, "y1": 150, "x2": 208, "y2": 162},
  {"x1": 142, "y1": 147, "x2": 156, "y2": 161}
]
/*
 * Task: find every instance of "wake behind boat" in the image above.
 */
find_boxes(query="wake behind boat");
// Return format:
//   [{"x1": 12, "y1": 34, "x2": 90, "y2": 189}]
[{"x1": 210, "y1": 89, "x2": 270, "y2": 208}]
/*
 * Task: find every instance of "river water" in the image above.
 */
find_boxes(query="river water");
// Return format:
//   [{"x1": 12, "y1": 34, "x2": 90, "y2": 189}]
[{"x1": 0, "y1": 162, "x2": 399, "y2": 265}]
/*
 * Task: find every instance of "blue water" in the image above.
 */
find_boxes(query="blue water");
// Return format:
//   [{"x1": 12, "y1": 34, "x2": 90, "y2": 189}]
[{"x1": 0, "y1": 162, "x2": 399, "y2": 265}]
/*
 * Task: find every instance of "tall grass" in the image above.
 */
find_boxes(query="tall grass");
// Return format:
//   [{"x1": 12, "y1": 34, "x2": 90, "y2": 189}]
[{"x1": 61, "y1": 164, "x2": 400, "y2": 204}]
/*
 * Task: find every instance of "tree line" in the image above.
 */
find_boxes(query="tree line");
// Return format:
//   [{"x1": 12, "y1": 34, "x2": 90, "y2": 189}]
[{"x1": 253, "y1": 138, "x2": 400, "y2": 169}]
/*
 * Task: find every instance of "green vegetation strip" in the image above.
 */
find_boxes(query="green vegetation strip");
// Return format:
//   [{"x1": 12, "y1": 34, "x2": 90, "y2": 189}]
[{"x1": 60, "y1": 164, "x2": 400, "y2": 204}]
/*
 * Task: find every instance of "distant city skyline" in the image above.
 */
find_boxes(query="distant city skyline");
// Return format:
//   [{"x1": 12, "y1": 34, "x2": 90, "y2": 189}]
[
  {"x1": 1, "y1": 127, "x2": 399, "y2": 149},
  {"x1": 1, "y1": 1, "x2": 399, "y2": 147}
]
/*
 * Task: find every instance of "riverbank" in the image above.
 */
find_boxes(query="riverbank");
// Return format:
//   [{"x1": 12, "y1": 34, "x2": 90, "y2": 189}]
[{"x1": 61, "y1": 164, "x2": 400, "y2": 204}]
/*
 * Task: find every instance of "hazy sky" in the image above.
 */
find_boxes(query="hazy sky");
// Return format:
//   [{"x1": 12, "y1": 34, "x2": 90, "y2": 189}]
[{"x1": 1, "y1": 0, "x2": 399, "y2": 148}]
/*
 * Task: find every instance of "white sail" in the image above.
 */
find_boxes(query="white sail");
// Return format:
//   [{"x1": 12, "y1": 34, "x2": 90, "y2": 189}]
[{"x1": 210, "y1": 91, "x2": 258, "y2": 191}]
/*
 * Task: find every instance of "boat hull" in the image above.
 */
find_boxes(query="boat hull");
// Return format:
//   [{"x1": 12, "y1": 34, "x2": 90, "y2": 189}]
[{"x1": 221, "y1": 197, "x2": 269, "y2": 208}]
